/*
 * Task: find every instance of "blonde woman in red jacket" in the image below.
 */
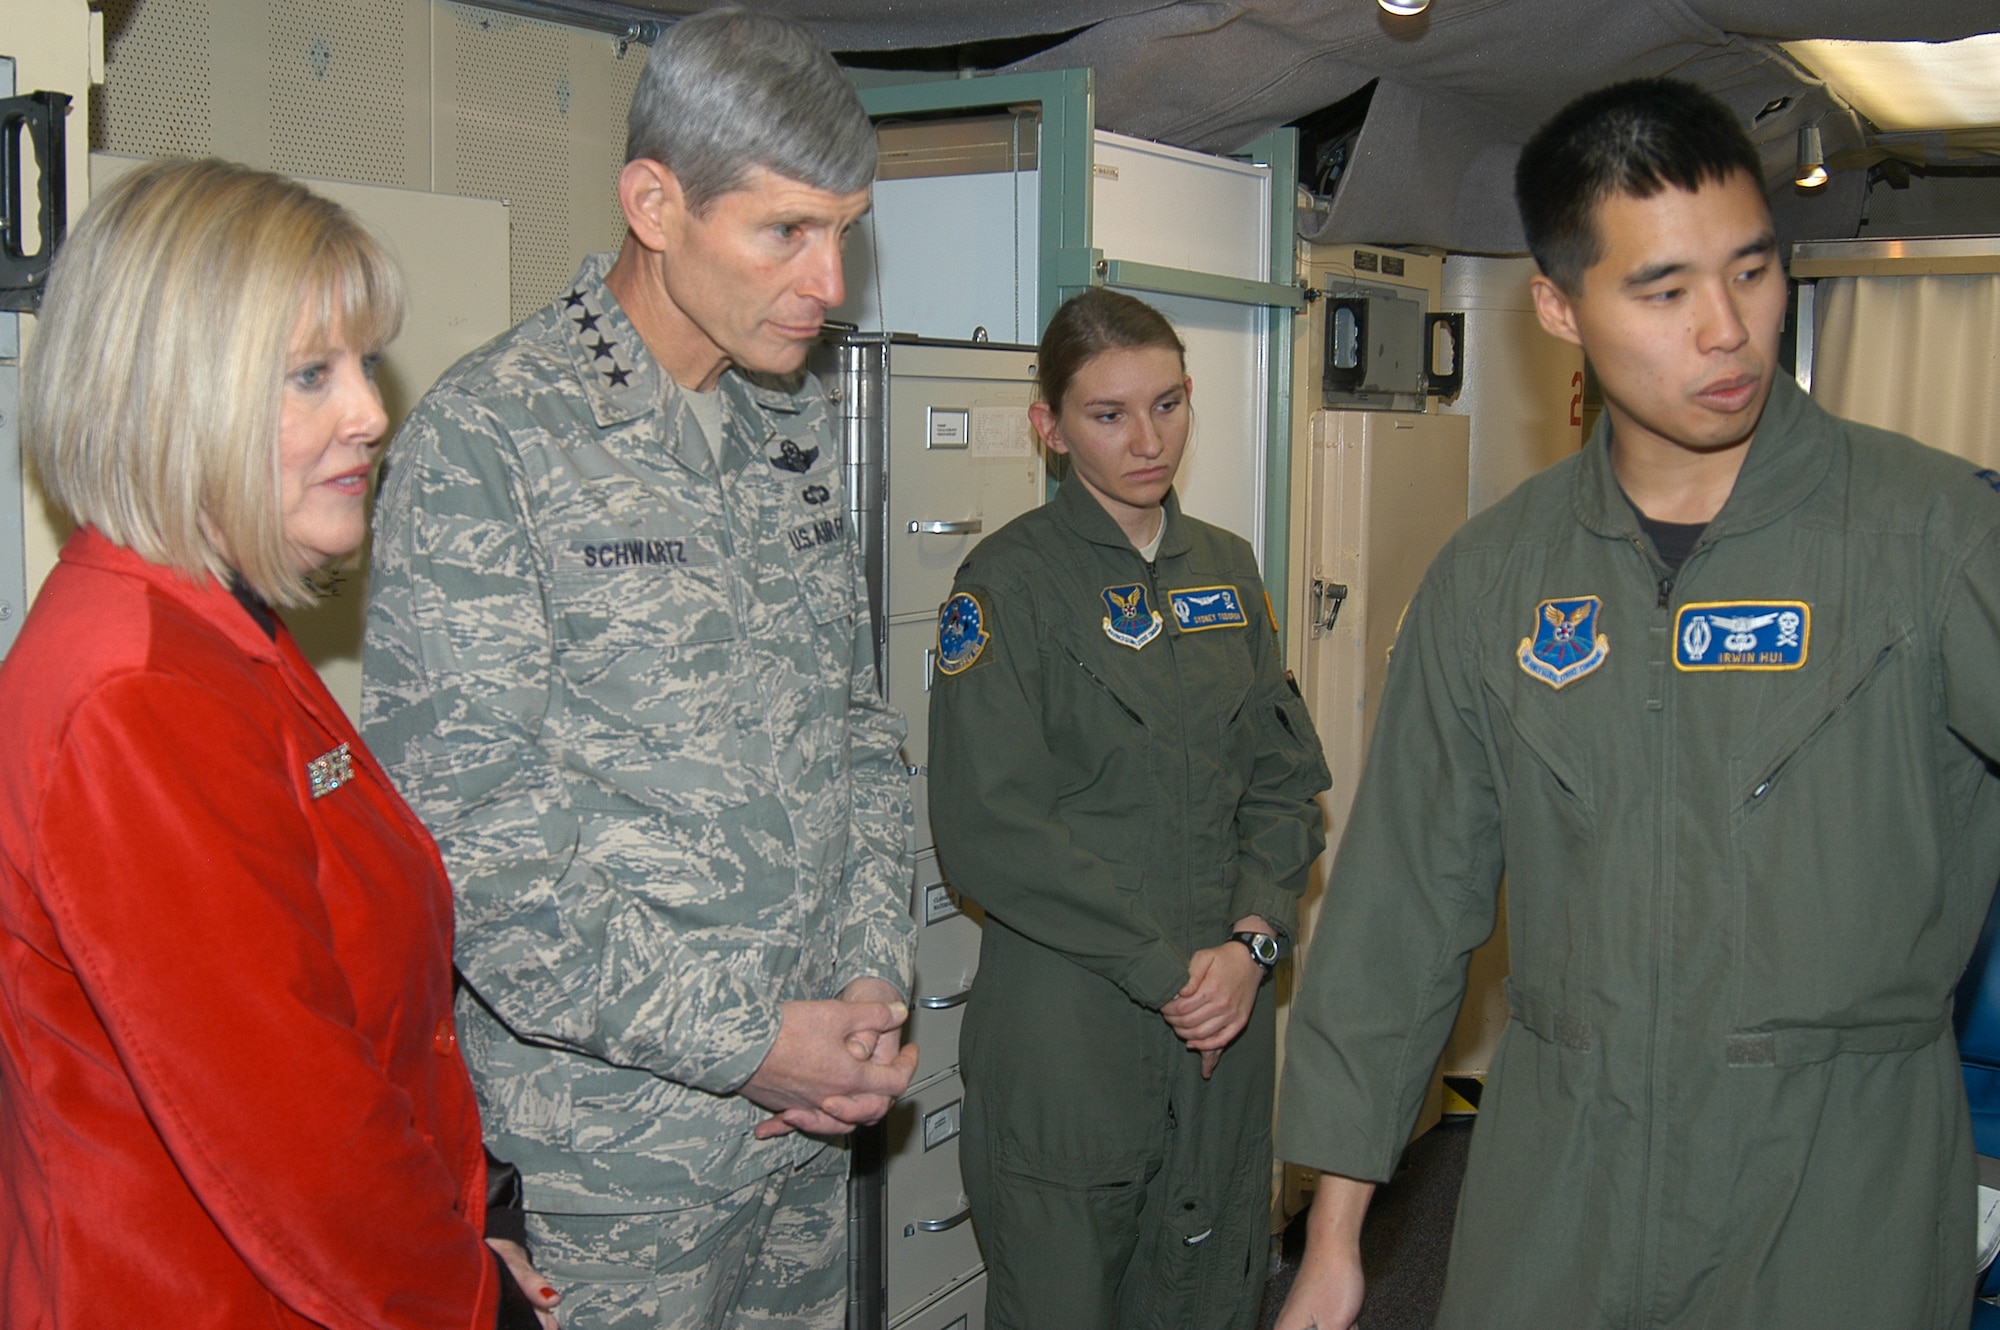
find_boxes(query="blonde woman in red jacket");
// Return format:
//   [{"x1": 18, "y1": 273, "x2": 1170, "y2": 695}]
[{"x1": 0, "y1": 159, "x2": 557, "y2": 1329}]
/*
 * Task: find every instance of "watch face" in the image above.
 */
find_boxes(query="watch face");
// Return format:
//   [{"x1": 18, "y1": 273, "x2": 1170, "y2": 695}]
[{"x1": 1237, "y1": 932, "x2": 1279, "y2": 966}]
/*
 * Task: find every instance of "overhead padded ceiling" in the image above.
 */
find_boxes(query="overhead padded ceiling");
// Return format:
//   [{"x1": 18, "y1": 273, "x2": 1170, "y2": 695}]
[{"x1": 591, "y1": 0, "x2": 2000, "y2": 251}]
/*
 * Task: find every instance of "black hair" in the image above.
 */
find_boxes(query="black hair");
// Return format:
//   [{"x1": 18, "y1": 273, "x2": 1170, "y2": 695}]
[
  {"x1": 1037, "y1": 288, "x2": 1185, "y2": 414},
  {"x1": 1515, "y1": 78, "x2": 1763, "y2": 293}
]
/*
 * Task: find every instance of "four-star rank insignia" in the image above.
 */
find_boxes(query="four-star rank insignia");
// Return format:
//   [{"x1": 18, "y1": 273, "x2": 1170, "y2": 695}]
[
  {"x1": 1102, "y1": 583, "x2": 1163, "y2": 649},
  {"x1": 936, "y1": 592, "x2": 989, "y2": 675},
  {"x1": 1517, "y1": 595, "x2": 1609, "y2": 689}
]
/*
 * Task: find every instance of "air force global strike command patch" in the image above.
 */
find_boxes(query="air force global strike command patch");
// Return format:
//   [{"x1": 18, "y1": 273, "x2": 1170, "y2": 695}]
[
  {"x1": 1674, "y1": 601, "x2": 1809, "y2": 671},
  {"x1": 1517, "y1": 596, "x2": 1609, "y2": 689},
  {"x1": 937, "y1": 592, "x2": 988, "y2": 675},
  {"x1": 1169, "y1": 585, "x2": 1248, "y2": 631},
  {"x1": 1102, "y1": 584, "x2": 1163, "y2": 649}
]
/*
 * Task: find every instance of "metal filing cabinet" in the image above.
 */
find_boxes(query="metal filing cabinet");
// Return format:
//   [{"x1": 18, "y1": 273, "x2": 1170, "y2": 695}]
[
  {"x1": 894, "y1": 1271, "x2": 988, "y2": 1330},
  {"x1": 814, "y1": 333, "x2": 1042, "y2": 1328}
]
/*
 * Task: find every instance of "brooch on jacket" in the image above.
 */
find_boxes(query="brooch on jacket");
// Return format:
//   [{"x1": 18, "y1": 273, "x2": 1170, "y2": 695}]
[{"x1": 307, "y1": 743, "x2": 355, "y2": 799}]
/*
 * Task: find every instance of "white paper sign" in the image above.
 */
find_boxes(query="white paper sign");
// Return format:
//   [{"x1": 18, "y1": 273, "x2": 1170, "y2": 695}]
[{"x1": 970, "y1": 404, "x2": 1035, "y2": 458}]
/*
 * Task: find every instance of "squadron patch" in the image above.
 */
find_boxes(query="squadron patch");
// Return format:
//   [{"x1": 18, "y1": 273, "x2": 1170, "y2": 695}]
[
  {"x1": 936, "y1": 592, "x2": 989, "y2": 675},
  {"x1": 1102, "y1": 584, "x2": 1163, "y2": 650},
  {"x1": 1674, "y1": 601, "x2": 1809, "y2": 671},
  {"x1": 1517, "y1": 596, "x2": 1609, "y2": 689},
  {"x1": 1169, "y1": 585, "x2": 1248, "y2": 632}
]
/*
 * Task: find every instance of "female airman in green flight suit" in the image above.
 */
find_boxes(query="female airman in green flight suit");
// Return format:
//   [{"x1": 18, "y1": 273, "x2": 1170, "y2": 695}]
[{"x1": 928, "y1": 289, "x2": 1331, "y2": 1330}]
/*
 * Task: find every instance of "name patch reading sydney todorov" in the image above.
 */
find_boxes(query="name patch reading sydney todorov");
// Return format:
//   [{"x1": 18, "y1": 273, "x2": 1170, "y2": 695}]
[
  {"x1": 1168, "y1": 585, "x2": 1247, "y2": 631},
  {"x1": 1517, "y1": 596, "x2": 1609, "y2": 689},
  {"x1": 1674, "y1": 601, "x2": 1809, "y2": 671}
]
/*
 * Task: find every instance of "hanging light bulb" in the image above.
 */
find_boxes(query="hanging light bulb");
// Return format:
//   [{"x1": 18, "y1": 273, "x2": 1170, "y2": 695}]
[
  {"x1": 1379, "y1": 0, "x2": 1429, "y2": 14},
  {"x1": 1795, "y1": 124, "x2": 1829, "y2": 188}
]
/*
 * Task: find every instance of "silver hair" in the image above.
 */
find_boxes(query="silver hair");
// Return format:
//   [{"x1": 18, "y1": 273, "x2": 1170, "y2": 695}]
[{"x1": 626, "y1": 6, "x2": 877, "y2": 212}]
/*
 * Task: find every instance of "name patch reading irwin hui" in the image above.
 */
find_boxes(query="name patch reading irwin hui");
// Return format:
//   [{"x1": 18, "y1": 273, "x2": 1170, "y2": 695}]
[{"x1": 1674, "y1": 601, "x2": 1810, "y2": 671}]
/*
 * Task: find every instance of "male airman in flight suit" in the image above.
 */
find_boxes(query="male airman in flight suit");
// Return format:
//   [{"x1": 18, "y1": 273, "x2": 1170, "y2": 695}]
[{"x1": 1277, "y1": 78, "x2": 2000, "y2": 1330}]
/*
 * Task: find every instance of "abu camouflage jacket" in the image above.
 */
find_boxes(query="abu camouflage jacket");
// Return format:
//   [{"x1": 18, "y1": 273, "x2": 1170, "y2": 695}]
[{"x1": 364, "y1": 255, "x2": 915, "y2": 1210}]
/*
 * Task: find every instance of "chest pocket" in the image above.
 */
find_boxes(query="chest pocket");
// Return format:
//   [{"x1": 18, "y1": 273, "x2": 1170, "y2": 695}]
[
  {"x1": 1728, "y1": 592, "x2": 1932, "y2": 1024},
  {"x1": 548, "y1": 529, "x2": 739, "y2": 747}
]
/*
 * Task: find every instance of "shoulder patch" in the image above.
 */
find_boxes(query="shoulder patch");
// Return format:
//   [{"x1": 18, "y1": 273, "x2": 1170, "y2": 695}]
[
  {"x1": 1169, "y1": 585, "x2": 1248, "y2": 632},
  {"x1": 1674, "y1": 601, "x2": 1809, "y2": 671},
  {"x1": 1516, "y1": 595, "x2": 1609, "y2": 689},
  {"x1": 936, "y1": 592, "x2": 989, "y2": 676},
  {"x1": 1975, "y1": 467, "x2": 2000, "y2": 494},
  {"x1": 1102, "y1": 584, "x2": 1163, "y2": 649}
]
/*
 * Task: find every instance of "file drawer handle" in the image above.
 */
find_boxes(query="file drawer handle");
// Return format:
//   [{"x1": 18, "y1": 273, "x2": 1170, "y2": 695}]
[
  {"x1": 906, "y1": 1205, "x2": 972, "y2": 1236},
  {"x1": 908, "y1": 519, "x2": 982, "y2": 535},
  {"x1": 917, "y1": 986, "x2": 972, "y2": 1010}
]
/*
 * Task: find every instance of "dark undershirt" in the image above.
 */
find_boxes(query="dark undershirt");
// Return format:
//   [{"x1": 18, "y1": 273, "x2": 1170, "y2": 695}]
[
  {"x1": 229, "y1": 579, "x2": 278, "y2": 641},
  {"x1": 1639, "y1": 513, "x2": 1707, "y2": 572}
]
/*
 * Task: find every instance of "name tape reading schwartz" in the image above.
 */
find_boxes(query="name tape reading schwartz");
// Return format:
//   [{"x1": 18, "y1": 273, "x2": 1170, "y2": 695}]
[{"x1": 561, "y1": 537, "x2": 724, "y2": 571}]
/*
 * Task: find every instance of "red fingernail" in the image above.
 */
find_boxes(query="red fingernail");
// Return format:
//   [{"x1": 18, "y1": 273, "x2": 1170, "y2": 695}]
[{"x1": 540, "y1": 1287, "x2": 558, "y2": 1300}]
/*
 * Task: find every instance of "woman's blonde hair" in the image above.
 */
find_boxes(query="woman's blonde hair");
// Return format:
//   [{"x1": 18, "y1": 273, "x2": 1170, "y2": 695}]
[{"x1": 22, "y1": 158, "x2": 402, "y2": 607}]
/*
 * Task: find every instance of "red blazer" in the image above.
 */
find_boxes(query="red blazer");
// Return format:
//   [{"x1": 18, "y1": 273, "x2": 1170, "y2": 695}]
[{"x1": 0, "y1": 528, "x2": 501, "y2": 1329}]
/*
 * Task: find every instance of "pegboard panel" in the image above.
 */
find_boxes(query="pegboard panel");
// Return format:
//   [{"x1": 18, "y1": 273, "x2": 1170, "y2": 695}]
[
  {"x1": 267, "y1": 0, "x2": 426, "y2": 188},
  {"x1": 436, "y1": 3, "x2": 643, "y2": 322},
  {"x1": 92, "y1": 0, "x2": 216, "y2": 158}
]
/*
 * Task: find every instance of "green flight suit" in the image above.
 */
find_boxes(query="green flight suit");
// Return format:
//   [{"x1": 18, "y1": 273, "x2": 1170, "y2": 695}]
[
  {"x1": 930, "y1": 478, "x2": 1331, "y2": 1330},
  {"x1": 1279, "y1": 378, "x2": 2000, "y2": 1329}
]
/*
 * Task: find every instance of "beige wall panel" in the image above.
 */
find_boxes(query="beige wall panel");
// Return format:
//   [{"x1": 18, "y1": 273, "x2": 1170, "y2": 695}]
[
  {"x1": 434, "y1": 3, "x2": 642, "y2": 321},
  {"x1": 265, "y1": 0, "x2": 428, "y2": 188},
  {"x1": 95, "y1": 0, "x2": 215, "y2": 158}
]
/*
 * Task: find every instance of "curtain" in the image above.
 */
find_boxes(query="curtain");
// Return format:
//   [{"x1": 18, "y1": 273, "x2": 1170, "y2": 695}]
[{"x1": 1811, "y1": 272, "x2": 2000, "y2": 470}]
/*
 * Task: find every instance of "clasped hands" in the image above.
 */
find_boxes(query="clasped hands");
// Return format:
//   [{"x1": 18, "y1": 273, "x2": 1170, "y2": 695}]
[
  {"x1": 740, "y1": 977, "x2": 918, "y2": 1138},
  {"x1": 1161, "y1": 915, "x2": 1270, "y2": 1079}
]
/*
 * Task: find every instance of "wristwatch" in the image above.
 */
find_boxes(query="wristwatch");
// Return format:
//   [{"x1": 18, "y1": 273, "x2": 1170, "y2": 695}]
[{"x1": 1231, "y1": 931, "x2": 1281, "y2": 974}]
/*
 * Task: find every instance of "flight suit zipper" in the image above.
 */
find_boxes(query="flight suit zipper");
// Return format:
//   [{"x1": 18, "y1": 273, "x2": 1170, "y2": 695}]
[
  {"x1": 1635, "y1": 529, "x2": 1716, "y2": 1324},
  {"x1": 1147, "y1": 554, "x2": 1198, "y2": 965}
]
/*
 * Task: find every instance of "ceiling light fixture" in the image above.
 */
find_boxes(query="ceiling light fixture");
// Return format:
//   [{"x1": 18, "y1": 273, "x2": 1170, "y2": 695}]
[
  {"x1": 1795, "y1": 124, "x2": 1829, "y2": 189},
  {"x1": 1379, "y1": 0, "x2": 1430, "y2": 15}
]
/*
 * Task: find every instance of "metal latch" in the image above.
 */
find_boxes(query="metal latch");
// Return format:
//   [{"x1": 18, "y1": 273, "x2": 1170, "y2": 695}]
[{"x1": 1309, "y1": 579, "x2": 1349, "y2": 638}]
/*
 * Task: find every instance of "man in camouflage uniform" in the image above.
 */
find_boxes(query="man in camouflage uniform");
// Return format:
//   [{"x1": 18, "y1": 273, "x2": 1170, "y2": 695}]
[{"x1": 362, "y1": 11, "x2": 917, "y2": 1328}]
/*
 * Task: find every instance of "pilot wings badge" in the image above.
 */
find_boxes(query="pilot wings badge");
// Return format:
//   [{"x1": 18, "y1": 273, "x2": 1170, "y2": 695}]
[
  {"x1": 1102, "y1": 583, "x2": 1163, "y2": 649},
  {"x1": 1517, "y1": 596, "x2": 1609, "y2": 689}
]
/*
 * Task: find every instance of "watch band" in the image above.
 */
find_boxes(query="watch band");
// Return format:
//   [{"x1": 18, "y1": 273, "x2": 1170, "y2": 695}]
[{"x1": 1231, "y1": 931, "x2": 1280, "y2": 972}]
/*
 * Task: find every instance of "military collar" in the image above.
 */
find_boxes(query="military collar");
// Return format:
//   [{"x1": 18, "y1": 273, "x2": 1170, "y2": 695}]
[
  {"x1": 1572, "y1": 374, "x2": 1835, "y2": 545},
  {"x1": 555, "y1": 254, "x2": 654, "y2": 429},
  {"x1": 555, "y1": 255, "x2": 813, "y2": 471},
  {"x1": 1052, "y1": 472, "x2": 1192, "y2": 560}
]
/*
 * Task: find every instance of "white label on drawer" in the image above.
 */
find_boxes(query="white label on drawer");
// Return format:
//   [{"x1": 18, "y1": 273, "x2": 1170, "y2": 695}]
[
  {"x1": 924, "y1": 882, "x2": 961, "y2": 924},
  {"x1": 922, "y1": 1100, "x2": 962, "y2": 1151},
  {"x1": 970, "y1": 404, "x2": 1034, "y2": 458},
  {"x1": 927, "y1": 407, "x2": 970, "y2": 449}
]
